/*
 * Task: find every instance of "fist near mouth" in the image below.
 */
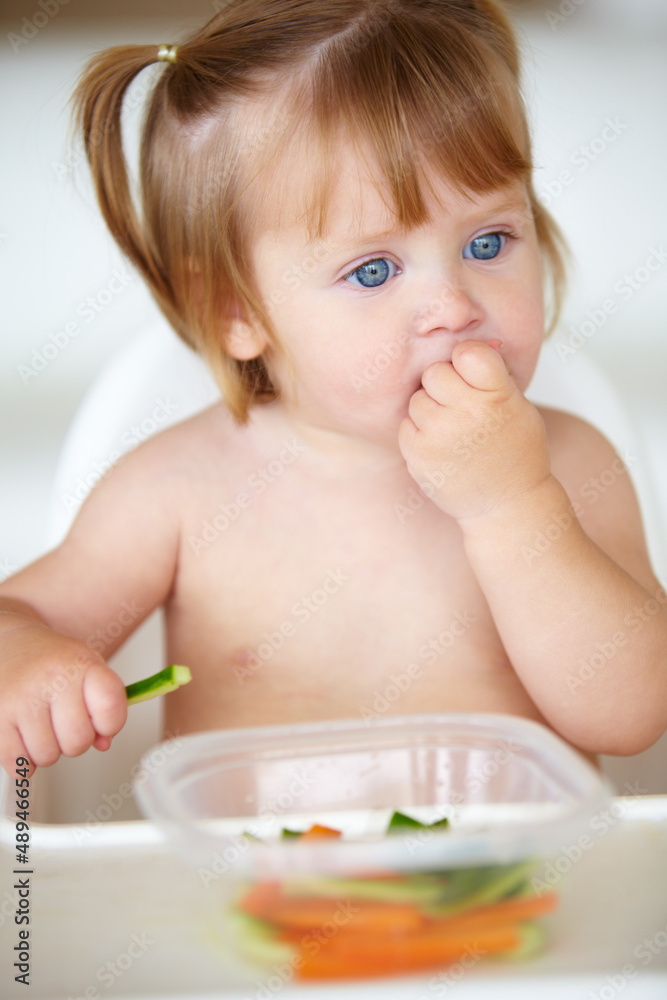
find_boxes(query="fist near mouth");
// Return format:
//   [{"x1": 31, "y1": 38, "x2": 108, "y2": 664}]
[{"x1": 398, "y1": 339, "x2": 551, "y2": 524}]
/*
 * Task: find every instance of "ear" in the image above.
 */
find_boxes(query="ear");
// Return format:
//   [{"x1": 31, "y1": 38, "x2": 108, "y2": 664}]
[
  {"x1": 183, "y1": 259, "x2": 268, "y2": 361},
  {"x1": 225, "y1": 317, "x2": 269, "y2": 361}
]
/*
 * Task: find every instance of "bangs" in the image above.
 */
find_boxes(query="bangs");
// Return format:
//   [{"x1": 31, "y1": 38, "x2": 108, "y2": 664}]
[
  {"x1": 289, "y1": 7, "x2": 533, "y2": 238},
  {"x1": 125, "y1": 0, "x2": 566, "y2": 421}
]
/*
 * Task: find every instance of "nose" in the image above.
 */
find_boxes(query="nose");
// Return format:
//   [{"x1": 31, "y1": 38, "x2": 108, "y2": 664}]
[{"x1": 412, "y1": 276, "x2": 483, "y2": 338}]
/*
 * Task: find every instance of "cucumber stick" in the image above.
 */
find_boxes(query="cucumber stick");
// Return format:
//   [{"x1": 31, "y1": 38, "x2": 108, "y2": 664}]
[
  {"x1": 228, "y1": 912, "x2": 294, "y2": 967},
  {"x1": 125, "y1": 665, "x2": 192, "y2": 705}
]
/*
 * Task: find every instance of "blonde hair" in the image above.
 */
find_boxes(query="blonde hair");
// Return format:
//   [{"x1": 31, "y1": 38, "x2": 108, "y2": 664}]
[{"x1": 72, "y1": 0, "x2": 568, "y2": 423}]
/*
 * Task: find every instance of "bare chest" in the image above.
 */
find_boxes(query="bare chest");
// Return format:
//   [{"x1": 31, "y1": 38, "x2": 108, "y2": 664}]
[{"x1": 165, "y1": 462, "x2": 542, "y2": 731}]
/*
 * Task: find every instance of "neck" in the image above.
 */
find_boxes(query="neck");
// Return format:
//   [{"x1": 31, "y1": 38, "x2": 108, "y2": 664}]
[{"x1": 252, "y1": 400, "x2": 408, "y2": 480}]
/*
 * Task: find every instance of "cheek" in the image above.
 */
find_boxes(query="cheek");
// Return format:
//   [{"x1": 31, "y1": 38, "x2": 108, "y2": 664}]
[
  {"x1": 281, "y1": 328, "x2": 356, "y2": 404},
  {"x1": 484, "y1": 269, "x2": 541, "y2": 369},
  {"x1": 493, "y1": 264, "x2": 543, "y2": 325},
  {"x1": 502, "y1": 289, "x2": 545, "y2": 392},
  {"x1": 346, "y1": 339, "x2": 417, "y2": 409},
  {"x1": 305, "y1": 308, "x2": 409, "y2": 393},
  {"x1": 346, "y1": 305, "x2": 416, "y2": 391}
]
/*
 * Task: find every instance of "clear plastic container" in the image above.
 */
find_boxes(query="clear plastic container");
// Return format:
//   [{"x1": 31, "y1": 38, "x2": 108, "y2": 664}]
[{"x1": 134, "y1": 712, "x2": 611, "y2": 982}]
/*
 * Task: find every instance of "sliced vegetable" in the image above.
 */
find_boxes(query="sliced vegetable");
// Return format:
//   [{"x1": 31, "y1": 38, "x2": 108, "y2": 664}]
[
  {"x1": 229, "y1": 912, "x2": 294, "y2": 966},
  {"x1": 497, "y1": 921, "x2": 547, "y2": 961},
  {"x1": 280, "y1": 873, "x2": 447, "y2": 905},
  {"x1": 262, "y1": 896, "x2": 425, "y2": 934},
  {"x1": 295, "y1": 923, "x2": 523, "y2": 979},
  {"x1": 441, "y1": 890, "x2": 558, "y2": 929},
  {"x1": 299, "y1": 824, "x2": 343, "y2": 840},
  {"x1": 424, "y1": 861, "x2": 538, "y2": 916},
  {"x1": 387, "y1": 810, "x2": 426, "y2": 832},
  {"x1": 125, "y1": 665, "x2": 192, "y2": 705},
  {"x1": 387, "y1": 810, "x2": 450, "y2": 833},
  {"x1": 413, "y1": 891, "x2": 557, "y2": 939},
  {"x1": 231, "y1": 811, "x2": 556, "y2": 981},
  {"x1": 237, "y1": 881, "x2": 283, "y2": 919},
  {"x1": 280, "y1": 823, "x2": 343, "y2": 839}
]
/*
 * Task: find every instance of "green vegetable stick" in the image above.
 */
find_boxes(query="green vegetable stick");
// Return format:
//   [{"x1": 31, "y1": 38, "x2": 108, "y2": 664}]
[
  {"x1": 125, "y1": 665, "x2": 192, "y2": 705},
  {"x1": 387, "y1": 810, "x2": 450, "y2": 833}
]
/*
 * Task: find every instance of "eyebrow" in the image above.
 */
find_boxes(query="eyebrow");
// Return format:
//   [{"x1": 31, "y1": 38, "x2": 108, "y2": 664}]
[
  {"x1": 322, "y1": 226, "x2": 401, "y2": 254},
  {"x1": 316, "y1": 193, "x2": 531, "y2": 256},
  {"x1": 467, "y1": 194, "x2": 532, "y2": 222}
]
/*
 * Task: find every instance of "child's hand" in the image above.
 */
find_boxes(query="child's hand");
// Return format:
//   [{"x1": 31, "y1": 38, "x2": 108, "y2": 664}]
[
  {"x1": 0, "y1": 613, "x2": 127, "y2": 777},
  {"x1": 398, "y1": 340, "x2": 551, "y2": 524}
]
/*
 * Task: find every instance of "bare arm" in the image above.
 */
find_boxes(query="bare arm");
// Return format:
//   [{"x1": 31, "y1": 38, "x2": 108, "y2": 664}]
[
  {"x1": 399, "y1": 340, "x2": 667, "y2": 756},
  {"x1": 0, "y1": 431, "x2": 183, "y2": 774}
]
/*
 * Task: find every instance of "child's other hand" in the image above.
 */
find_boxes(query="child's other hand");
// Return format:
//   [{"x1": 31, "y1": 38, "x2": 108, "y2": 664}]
[
  {"x1": 398, "y1": 340, "x2": 551, "y2": 524},
  {"x1": 0, "y1": 613, "x2": 127, "y2": 777}
]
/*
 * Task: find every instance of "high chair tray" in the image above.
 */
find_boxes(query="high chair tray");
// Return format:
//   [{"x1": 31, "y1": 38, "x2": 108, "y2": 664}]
[{"x1": 1, "y1": 796, "x2": 666, "y2": 999}]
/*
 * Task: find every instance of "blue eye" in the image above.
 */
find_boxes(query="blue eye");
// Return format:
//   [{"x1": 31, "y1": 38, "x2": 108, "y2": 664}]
[
  {"x1": 346, "y1": 258, "x2": 397, "y2": 288},
  {"x1": 463, "y1": 233, "x2": 505, "y2": 261}
]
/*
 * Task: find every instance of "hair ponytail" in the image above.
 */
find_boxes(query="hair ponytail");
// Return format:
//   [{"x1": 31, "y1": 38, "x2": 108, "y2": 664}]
[{"x1": 70, "y1": 45, "x2": 174, "y2": 312}]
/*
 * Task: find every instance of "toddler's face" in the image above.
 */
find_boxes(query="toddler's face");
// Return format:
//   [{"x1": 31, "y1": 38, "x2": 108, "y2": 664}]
[{"x1": 248, "y1": 144, "x2": 544, "y2": 454}]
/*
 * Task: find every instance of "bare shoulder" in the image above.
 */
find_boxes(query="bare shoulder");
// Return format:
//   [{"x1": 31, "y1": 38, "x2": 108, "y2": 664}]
[
  {"x1": 117, "y1": 400, "x2": 245, "y2": 480},
  {"x1": 0, "y1": 401, "x2": 248, "y2": 640},
  {"x1": 538, "y1": 405, "x2": 625, "y2": 486},
  {"x1": 538, "y1": 405, "x2": 658, "y2": 590}
]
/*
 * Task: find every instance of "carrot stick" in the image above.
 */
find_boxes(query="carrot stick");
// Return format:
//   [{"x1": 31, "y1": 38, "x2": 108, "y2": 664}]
[
  {"x1": 297, "y1": 951, "x2": 386, "y2": 980},
  {"x1": 424, "y1": 891, "x2": 558, "y2": 934},
  {"x1": 295, "y1": 924, "x2": 521, "y2": 979},
  {"x1": 240, "y1": 882, "x2": 556, "y2": 932},
  {"x1": 461, "y1": 891, "x2": 558, "y2": 924},
  {"x1": 266, "y1": 896, "x2": 425, "y2": 933},
  {"x1": 295, "y1": 921, "x2": 520, "y2": 958},
  {"x1": 299, "y1": 824, "x2": 343, "y2": 839},
  {"x1": 236, "y1": 881, "x2": 283, "y2": 919},
  {"x1": 237, "y1": 882, "x2": 426, "y2": 931}
]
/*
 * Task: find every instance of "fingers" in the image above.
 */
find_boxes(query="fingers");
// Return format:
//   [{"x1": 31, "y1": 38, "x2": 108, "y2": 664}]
[
  {"x1": 419, "y1": 362, "x2": 459, "y2": 406},
  {"x1": 49, "y1": 688, "x2": 97, "y2": 758},
  {"x1": 0, "y1": 616, "x2": 129, "y2": 775},
  {"x1": 92, "y1": 733, "x2": 113, "y2": 752},
  {"x1": 3, "y1": 657, "x2": 127, "y2": 773},
  {"x1": 15, "y1": 706, "x2": 61, "y2": 769},
  {"x1": 82, "y1": 661, "x2": 128, "y2": 739},
  {"x1": 450, "y1": 339, "x2": 511, "y2": 392},
  {"x1": 417, "y1": 341, "x2": 511, "y2": 408},
  {"x1": 0, "y1": 726, "x2": 37, "y2": 778},
  {"x1": 398, "y1": 411, "x2": 418, "y2": 463},
  {"x1": 407, "y1": 386, "x2": 441, "y2": 425},
  {"x1": 18, "y1": 675, "x2": 97, "y2": 765}
]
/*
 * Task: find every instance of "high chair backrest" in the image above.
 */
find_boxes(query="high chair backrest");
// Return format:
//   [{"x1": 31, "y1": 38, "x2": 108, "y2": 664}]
[
  {"x1": 47, "y1": 320, "x2": 654, "y2": 547},
  {"x1": 23, "y1": 321, "x2": 666, "y2": 823}
]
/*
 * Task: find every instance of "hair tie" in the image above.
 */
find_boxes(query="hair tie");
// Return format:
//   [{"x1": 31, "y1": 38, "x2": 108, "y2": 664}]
[{"x1": 157, "y1": 44, "x2": 179, "y2": 64}]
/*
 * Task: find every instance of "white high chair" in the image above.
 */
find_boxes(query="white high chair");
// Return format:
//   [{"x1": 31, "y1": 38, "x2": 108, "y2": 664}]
[{"x1": 24, "y1": 321, "x2": 667, "y2": 822}]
